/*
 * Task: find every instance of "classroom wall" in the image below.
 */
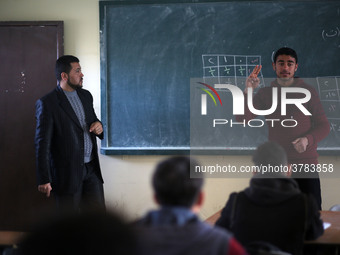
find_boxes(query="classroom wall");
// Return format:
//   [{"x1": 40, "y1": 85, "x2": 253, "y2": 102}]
[{"x1": 1, "y1": 0, "x2": 339, "y2": 220}]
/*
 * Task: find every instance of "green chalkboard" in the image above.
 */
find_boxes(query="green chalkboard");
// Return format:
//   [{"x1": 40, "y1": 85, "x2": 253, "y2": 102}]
[{"x1": 100, "y1": 0, "x2": 340, "y2": 155}]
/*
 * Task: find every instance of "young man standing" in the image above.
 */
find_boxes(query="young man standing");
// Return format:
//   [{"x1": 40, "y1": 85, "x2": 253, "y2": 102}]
[{"x1": 239, "y1": 47, "x2": 330, "y2": 209}]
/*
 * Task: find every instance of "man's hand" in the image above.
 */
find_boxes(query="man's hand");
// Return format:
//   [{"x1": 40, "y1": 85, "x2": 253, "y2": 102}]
[
  {"x1": 89, "y1": 121, "x2": 103, "y2": 135},
  {"x1": 292, "y1": 137, "x2": 309, "y2": 153},
  {"x1": 38, "y1": 183, "x2": 52, "y2": 197},
  {"x1": 245, "y1": 65, "x2": 262, "y2": 93}
]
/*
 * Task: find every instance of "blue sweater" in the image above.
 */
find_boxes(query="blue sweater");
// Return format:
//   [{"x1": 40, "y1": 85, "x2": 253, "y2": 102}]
[{"x1": 134, "y1": 206, "x2": 246, "y2": 255}]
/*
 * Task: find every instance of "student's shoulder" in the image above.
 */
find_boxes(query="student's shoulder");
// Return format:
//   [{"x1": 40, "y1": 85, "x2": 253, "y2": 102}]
[
  {"x1": 226, "y1": 191, "x2": 240, "y2": 203},
  {"x1": 199, "y1": 222, "x2": 247, "y2": 254},
  {"x1": 199, "y1": 220, "x2": 234, "y2": 240}
]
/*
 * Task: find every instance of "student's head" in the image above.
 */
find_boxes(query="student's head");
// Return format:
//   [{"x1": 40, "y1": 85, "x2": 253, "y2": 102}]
[
  {"x1": 19, "y1": 211, "x2": 137, "y2": 255},
  {"x1": 272, "y1": 47, "x2": 298, "y2": 81},
  {"x1": 152, "y1": 156, "x2": 204, "y2": 208},
  {"x1": 252, "y1": 141, "x2": 288, "y2": 167}
]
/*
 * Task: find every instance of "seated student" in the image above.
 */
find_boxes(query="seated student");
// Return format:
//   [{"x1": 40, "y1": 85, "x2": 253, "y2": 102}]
[
  {"x1": 215, "y1": 141, "x2": 324, "y2": 255},
  {"x1": 16, "y1": 210, "x2": 137, "y2": 255},
  {"x1": 134, "y1": 156, "x2": 247, "y2": 255}
]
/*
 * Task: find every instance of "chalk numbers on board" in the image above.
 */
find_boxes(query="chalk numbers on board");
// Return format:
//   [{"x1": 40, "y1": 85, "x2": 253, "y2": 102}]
[
  {"x1": 317, "y1": 77, "x2": 340, "y2": 133},
  {"x1": 202, "y1": 54, "x2": 264, "y2": 89}
]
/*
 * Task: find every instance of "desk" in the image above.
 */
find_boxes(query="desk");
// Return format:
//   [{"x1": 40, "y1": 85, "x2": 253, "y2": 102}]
[
  {"x1": 205, "y1": 210, "x2": 340, "y2": 245},
  {"x1": 205, "y1": 209, "x2": 222, "y2": 226},
  {"x1": 307, "y1": 211, "x2": 340, "y2": 245}
]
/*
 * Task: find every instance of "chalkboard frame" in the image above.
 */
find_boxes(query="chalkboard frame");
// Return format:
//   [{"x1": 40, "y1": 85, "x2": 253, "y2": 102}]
[{"x1": 99, "y1": 0, "x2": 340, "y2": 155}]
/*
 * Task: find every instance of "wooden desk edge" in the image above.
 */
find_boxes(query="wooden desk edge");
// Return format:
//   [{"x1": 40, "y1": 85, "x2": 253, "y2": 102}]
[
  {"x1": 205, "y1": 209, "x2": 222, "y2": 225},
  {"x1": 205, "y1": 210, "x2": 340, "y2": 245}
]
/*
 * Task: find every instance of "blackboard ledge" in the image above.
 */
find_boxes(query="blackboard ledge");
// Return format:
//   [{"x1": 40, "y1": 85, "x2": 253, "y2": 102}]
[
  {"x1": 317, "y1": 149, "x2": 340, "y2": 156},
  {"x1": 101, "y1": 147, "x2": 190, "y2": 155},
  {"x1": 100, "y1": 147, "x2": 340, "y2": 156},
  {"x1": 100, "y1": 147, "x2": 258, "y2": 155}
]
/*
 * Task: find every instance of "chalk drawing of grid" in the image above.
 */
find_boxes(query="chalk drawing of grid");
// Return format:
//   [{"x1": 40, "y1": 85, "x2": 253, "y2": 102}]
[
  {"x1": 202, "y1": 54, "x2": 264, "y2": 88},
  {"x1": 316, "y1": 76, "x2": 340, "y2": 133}
]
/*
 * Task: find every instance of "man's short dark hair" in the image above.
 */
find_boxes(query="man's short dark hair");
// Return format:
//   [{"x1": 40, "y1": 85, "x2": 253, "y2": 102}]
[
  {"x1": 55, "y1": 55, "x2": 79, "y2": 81},
  {"x1": 273, "y1": 47, "x2": 298, "y2": 64},
  {"x1": 252, "y1": 141, "x2": 288, "y2": 167},
  {"x1": 152, "y1": 156, "x2": 203, "y2": 208}
]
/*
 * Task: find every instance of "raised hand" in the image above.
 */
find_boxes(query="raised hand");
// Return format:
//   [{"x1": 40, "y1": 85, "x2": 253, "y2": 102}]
[{"x1": 245, "y1": 65, "x2": 262, "y2": 93}]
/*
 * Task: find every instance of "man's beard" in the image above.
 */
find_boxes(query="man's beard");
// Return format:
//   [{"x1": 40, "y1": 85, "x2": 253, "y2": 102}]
[{"x1": 67, "y1": 78, "x2": 82, "y2": 90}]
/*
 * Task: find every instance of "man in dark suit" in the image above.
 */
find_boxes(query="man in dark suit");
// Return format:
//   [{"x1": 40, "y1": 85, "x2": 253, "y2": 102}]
[{"x1": 35, "y1": 55, "x2": 105, "y2": 213}]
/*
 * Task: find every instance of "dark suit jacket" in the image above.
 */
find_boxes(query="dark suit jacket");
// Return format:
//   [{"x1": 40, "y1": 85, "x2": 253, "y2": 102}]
[{"x1": 35, "y1": 85, "x2": 104, "y2": 195}]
